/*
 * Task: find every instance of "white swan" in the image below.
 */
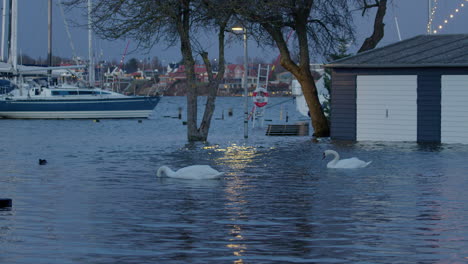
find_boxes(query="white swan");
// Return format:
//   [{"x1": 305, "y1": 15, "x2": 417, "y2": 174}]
[
  {"x1": 322, "y1": 150, "x2": 372, "y2": 169},
  {"x1": 156, "y1": 165, "x2": 224, "y2": 180}
]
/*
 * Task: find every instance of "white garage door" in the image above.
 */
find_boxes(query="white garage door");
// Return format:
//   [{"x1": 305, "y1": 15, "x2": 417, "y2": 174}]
[
  {"x1": 356, "y1": 75, "x2": 417, "y2": 141},
  {"x1": 441, "y1": 75, "x2": 468, "y2": 144}
]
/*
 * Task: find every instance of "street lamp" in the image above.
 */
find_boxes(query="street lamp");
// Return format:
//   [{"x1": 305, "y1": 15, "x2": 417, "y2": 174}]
[{"x1": 232, "y1": 25, "x2": 249, "y2": 139}]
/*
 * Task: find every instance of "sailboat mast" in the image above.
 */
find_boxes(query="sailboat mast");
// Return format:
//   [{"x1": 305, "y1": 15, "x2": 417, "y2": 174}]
[
  {"x1": 9, "y1": 0, "x2": 20, "y2": 95},
  {"x1": 7, "y1": 0, "x2": 11, "y2": 62},
  {"x1": 48, "y1": 0, "x2": 52, "y2": 76},
  {"x1": 9, "y1": 0, "x2": 16, "y2": 71},
  {"x1": 1, "y1": 0, "x2": 7, "y2": 61},
  {"x1": 88, "y1": 0, "x2": 94, "y2": 86}
]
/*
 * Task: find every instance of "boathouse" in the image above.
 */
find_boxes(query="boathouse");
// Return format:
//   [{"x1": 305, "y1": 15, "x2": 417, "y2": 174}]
[{"x1": 325, "y1": 34, "x2": 468, "y2": 144}]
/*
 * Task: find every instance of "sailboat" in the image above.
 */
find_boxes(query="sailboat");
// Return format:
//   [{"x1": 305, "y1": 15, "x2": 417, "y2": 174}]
[
  {"x1": 291, "y1": 66, "x2": 328, "y2": 118},
  {"x1": 0, "y1": 0, "x2": 160, "y2": 119}
]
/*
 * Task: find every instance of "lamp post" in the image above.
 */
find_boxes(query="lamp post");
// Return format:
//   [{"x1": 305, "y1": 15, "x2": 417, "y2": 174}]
[{"x1": 232, "y1": 26, "x2": 249, "y2": 139}]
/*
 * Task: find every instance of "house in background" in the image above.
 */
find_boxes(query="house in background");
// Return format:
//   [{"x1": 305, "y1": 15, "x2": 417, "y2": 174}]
[
  {"x1": 155, "y1": 62, "x2": 292, "y2": 96},
  {"x1": 275, "y1": 71, "x2": 293, "y2": 84},
  {"x1": 219, "y1": 64, "x2": 259, "y2": 95},
  {"x1": 326, "y1": 34, "x2": 468, "y2": 144}
]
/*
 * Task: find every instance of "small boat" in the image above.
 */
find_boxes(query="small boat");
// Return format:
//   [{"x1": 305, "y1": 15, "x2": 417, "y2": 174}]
[{"x1": 0, "y1": 80, "x2": 160, "y2": 119}]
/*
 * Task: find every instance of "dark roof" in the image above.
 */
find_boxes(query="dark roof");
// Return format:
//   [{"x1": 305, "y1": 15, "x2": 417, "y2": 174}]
[{"x1": 326, "y1": 34, "x2": 468, "y2": 68}]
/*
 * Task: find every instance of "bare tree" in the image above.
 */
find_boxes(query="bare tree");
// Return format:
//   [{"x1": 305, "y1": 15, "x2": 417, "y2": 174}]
[
  {"x1": 191, "y1": 0, "x2": 231, "y2": 141},
  {"x1": 357, "y1": 0, "x2": 388, "y2": 53},
  {"x1": 65, "y1": 0, "x2": 232, "y2": 141},
  {"x1": 233, "y1": 0, "x2": 354, "y2": 137}
]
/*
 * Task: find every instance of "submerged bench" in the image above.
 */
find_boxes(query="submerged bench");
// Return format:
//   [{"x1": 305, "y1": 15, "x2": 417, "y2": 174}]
[{"x1": 265, "y1": 123, "x2": 309, "y2": 136}]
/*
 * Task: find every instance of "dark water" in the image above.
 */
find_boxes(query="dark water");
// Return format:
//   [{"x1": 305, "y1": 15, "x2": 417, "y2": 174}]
[{"x1": 1, "y1": 97, "x2": 468, "y2": 264}]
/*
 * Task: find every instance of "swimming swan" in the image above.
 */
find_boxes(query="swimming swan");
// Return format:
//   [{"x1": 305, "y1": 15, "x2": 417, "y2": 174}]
[
  {"x1": 157, "y1": 165, "x2": 224, "y2": 180},
  {"x1": 322, "y1": 150, "x2": 372, "y2": 169}
]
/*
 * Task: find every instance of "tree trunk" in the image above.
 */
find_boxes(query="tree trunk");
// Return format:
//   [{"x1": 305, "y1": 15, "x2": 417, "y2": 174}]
[
  {"x1": 278, "y1": 57, "x2": 329, "y2": 137},
  {"x1": 358, "y1": 0, "x2": 387, "y2": 53},
  {"x1": 198, "y1": 60, "x2": 218, "y2": 139},
  {"x1": 176, "y1": 1, "x2": 200, "y2": 141},
  {"x1": 197, "y1": 23, "x2": 227, "y2": 140},
  {"x1": 297, "y1": 69, "x2": 329, "y2": 137},
  {"x1": 198, "y1": 81, "x2": 218, "y2": 139},
  {"x1": 177, "y1": 4, "x2": 228, "y2": 142},
  {"x1": 261, "y1": 10, "x2": 330, "y2": 137}
]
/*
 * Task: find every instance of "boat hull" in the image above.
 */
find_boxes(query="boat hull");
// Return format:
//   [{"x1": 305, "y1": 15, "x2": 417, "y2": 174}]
[{"x1": 0, "y1": 96, "x2": 161, "y2": 119}]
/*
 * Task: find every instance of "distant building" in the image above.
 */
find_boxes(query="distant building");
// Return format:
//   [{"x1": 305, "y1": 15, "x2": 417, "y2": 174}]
[
  {"x1": 155, "y1": 62, "x2": 291, "y2": 96},
  {"x1": 275, "y1": 71, "x2": 292, "y2": 84}
]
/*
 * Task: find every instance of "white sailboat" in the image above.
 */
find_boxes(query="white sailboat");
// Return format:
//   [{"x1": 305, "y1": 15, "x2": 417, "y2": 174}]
[
  {"x1": 0, "y1": 0, "x2": 160, "y2": 119},
  {"x1": 291, "y1": 68, "x2": 329, "y2": 118}
]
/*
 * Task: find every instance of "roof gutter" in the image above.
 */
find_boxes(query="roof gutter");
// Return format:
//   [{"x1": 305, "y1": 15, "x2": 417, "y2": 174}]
[{"x1": 325, "y1": 63, "x2": 468, "y2": 69}]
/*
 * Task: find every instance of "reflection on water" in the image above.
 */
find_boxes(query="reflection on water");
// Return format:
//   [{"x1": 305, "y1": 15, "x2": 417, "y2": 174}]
[
  {"x1": 216, "y1": 144, "x2": 254, "y2": 263},
  {"x1": 1, "y1": 97, "x2": 468, "y2": 263},
  {"x1": 215, "y1": 144, "x2": 262, "y2": 171}
]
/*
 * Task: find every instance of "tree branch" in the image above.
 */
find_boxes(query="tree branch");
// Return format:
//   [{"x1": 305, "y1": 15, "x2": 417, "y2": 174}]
[{"x1": 358, "y1": 0, "x2": 387, "y2": 53}]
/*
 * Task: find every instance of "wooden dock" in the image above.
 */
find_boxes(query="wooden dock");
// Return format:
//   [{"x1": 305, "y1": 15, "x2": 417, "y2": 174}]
[{"x1": 265, "y1": 123, "x2": 309, "y2": 136}]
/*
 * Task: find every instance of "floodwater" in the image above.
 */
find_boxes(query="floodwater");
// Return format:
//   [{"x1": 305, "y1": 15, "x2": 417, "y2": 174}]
[{"x1": 1, "y1": 96, "x2": 468, "y2": 264}]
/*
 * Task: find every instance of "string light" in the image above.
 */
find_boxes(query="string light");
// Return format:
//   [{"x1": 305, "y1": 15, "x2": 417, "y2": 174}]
[
  {"x1": 432, "y1": 0, "x2": 467, "y2": 34},
  {"x1": 427, "y1": 0, "x2": 439, "y2": 34}
]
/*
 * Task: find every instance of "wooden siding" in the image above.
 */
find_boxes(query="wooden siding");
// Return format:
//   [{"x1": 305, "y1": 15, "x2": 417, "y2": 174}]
[
  {"x1": 330, "y1": 71, "x2": 356, "y2": 140},
  {"x1": 417, "y1": 74, "x2": 441, "y2": 142},
  {"x1": 330, "y1": 67, "x2": 468, "y2": 143},
  {"x1": 441, "y1": 75, "x2": 468, "y2": 144}
]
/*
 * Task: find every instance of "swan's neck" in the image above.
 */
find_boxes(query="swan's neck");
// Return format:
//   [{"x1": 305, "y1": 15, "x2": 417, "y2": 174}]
[
  {"x1": 328, "y1": 150, "x2": 340, "y2": 166},
  {"x1": 157, "y1": 166, "x2": 175, "y2": 177}
]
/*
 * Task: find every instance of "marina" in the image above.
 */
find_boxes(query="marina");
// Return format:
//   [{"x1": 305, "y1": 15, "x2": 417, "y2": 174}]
[{"x1": 1, "y1": 0, "x2": 468, "y2": 263}]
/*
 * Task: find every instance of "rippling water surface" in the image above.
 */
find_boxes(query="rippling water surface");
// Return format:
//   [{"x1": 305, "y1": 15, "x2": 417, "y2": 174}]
[{"x1": 1, "y1": 97, "x2": 468, "y2": 263}]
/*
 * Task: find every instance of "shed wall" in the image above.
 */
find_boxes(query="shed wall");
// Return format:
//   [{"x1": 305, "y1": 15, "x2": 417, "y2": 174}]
[
  {"x1": 356, "y1": 75, "x2": 417, "y2": 141},
  {"x1": 330, "y1": 71, "x2": 356, "y2": 140},
  {"x1": 417, "y1": 74, "x2": 441, "y2": 142},
  {"x1": 441, "y1": 75, "x2": 468, "y2": 144},
  {"x1": 330, "y1": 67, "x2": 468, "y2": 143}
]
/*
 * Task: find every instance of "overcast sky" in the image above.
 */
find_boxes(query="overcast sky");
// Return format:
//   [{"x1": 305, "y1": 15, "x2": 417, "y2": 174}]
[{"x1": 9, "y1": 0, "x2": 468, "y2": 65}]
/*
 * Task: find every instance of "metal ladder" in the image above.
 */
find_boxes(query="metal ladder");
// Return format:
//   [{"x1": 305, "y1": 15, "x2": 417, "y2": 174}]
[{"x1": 252, "y1": 64, "x2": 270, "y2": 128}]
